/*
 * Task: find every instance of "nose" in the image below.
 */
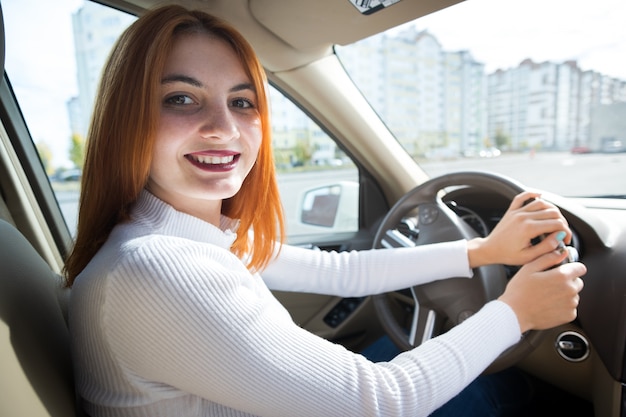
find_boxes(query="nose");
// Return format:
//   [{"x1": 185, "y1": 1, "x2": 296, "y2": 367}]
[{"x1": 198, "y1": 103, "x2": 240, "y2": 141}]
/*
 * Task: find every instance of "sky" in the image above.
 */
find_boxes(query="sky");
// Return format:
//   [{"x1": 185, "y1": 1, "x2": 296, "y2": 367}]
[
  {"x1": 3, "y1": 0, "x2": 83, "y2": 168},
  {"x1": 411, "y1": 0, "x2": 626, "y2": 80},
  {"x1": 3, "y1": 0, "x2": 626, "y2": 168}
]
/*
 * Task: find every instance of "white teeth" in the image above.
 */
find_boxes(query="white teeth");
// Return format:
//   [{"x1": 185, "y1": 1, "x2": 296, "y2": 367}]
[{"x1": 193, "y1": 155, "x2": 235, "y2": 164}]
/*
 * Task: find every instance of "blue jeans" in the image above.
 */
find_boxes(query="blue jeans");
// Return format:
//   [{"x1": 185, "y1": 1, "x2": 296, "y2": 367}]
[
  {"x1": 361, "y1": 336, "x2": 534, "y2": 417},
  {"x1": 429, "y1": 368, "x2": 534, "y2": 417}
]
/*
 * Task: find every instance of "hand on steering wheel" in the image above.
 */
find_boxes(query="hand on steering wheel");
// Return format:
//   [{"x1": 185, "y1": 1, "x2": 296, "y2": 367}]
[
  {"x1": 371, "y1": 171, "x2": 581, "y2": 374},
  {"x1": 466, "y1": 191, "x2": 572, "y2": 268}
]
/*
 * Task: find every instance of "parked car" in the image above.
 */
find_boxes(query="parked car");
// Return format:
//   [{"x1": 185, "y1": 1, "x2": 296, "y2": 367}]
[
  {"x1": 571, "y1": 146, "x2": 593, "y2": 154},
  {"x1": 1, "y1": 0, "x2": 626, "y2": 416},
  {"x1": 478, "y1": 147, "x2": 501, "y2": 158},
  {"x1": 52, "y1": 168, "x2": 82, "y2": 182},
  {"x1": 601, "y1": 139, "x2": 626, "y2": 153}
]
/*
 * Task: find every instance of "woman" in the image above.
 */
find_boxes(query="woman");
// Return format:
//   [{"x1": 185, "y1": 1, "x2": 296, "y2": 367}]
[{"x1": 66, "y1": 5, "x2": 586, "y2": 417}]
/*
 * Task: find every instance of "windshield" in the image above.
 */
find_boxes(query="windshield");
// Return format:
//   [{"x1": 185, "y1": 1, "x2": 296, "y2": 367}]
[{"x1": 336, "y1": 0, "x2": 626, "y2": 198}]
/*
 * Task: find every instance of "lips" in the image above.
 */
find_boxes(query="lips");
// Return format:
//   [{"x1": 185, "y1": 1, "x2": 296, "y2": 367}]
[{"x1": 185, "y1": 152, "x2": 240, "y2": 170}]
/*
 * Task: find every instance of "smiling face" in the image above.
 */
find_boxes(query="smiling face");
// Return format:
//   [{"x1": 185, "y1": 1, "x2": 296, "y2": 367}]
[{"x1": 147, "y1": 32, "x2": 262, "y2": 225}]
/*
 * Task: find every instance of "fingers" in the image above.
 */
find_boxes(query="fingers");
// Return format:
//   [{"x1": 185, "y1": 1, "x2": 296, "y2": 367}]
[
  {"x1": 547, "y1": 264, "x2": 586, "y2": 324},
  {"x1": 525, "y1": 247, "x2": 586, "y2": 275},
  {"x1": 502, "y1": 253, "x2": 586, "y2": 332},
  {"x1": 523, "y1": 231, "x2": 569, "y2": 260},
  {"x1": 509, "y1": 191, "x2": 542, "y2": 210},
  {"x1": 528, "y1": 247, "x2": 570, "y2": 270},
  {"x1": 510, "y1": 191, "x2": 558, "y2": 214},
  {"x1": 555, "y1": 260, "x2": 587, "y2": 281},
  {"x1": 474, "y1": 192, "x2": 572, "y2": 267},
  {"x1": 495, "y1": 193, "x2": 586, "y2": 332},
  {"x1": 509, "y1": 192, "x2": 572, "y2": 245}
]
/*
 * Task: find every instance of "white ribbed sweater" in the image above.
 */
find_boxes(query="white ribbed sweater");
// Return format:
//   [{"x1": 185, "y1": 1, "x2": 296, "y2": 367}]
[{"x1": 70, "y1": 190, "x2": 521, "y2": 417}]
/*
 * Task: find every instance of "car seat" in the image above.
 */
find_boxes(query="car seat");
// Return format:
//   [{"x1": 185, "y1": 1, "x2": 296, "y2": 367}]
[{"x1": 0, "y1": 219, "x2": 81, "y2": 416}]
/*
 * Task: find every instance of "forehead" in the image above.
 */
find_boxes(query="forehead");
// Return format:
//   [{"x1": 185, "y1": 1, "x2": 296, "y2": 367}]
[{"x1": 163, "y1": 32, "x2": 250, "y2": 83}]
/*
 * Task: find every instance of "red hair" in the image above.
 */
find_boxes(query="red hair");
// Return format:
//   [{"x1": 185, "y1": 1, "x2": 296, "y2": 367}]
[{"x1": 64, "y1": 5, "x2": 284, "y2": 286}]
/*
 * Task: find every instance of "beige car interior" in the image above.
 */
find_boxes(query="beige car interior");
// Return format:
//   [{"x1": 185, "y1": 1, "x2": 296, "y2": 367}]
[
  {"x1": 0, "y1": 219, "x2": 82, "y2": 416},
  {"x1": 0, "y1": 1, "x2": 623, "y2": 416}
]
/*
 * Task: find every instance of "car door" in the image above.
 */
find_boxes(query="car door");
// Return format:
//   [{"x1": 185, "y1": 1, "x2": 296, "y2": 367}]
[{"x1": 265, "y1": 84, "x2": 393, "y2": 350}]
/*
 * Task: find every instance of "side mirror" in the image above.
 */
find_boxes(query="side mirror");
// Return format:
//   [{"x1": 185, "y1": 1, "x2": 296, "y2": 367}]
[
  {"x1": 301, "y1": 185, "x2": 341, "y2": 227},
  {"x1": 299, "y1": 181, "x2": 358, "y2": 231}
]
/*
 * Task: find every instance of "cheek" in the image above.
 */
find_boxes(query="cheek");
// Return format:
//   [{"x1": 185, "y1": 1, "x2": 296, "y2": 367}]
[
  {"x1": 150, "y1": 130, "x2": 180, "y2": 178},
  {"x1": 153, "y1": 114, "x2": 188, "y2": 158},
  {"x1": 150, "y1": 134, "x2": 170, "y2": 166},
  {"x1": 246, "y1": 120, "x2": 263, "y2": 155}
]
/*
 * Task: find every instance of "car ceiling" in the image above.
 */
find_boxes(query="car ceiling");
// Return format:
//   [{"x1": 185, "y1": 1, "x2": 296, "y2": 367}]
[{"x1": 99, "y1": 0, "x2": 463, "y2": 72}]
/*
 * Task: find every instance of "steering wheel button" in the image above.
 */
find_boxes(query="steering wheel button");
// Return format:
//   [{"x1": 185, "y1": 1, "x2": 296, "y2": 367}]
[{"x1": 419, "y1": 205, "x2": 439, "y2": 225}]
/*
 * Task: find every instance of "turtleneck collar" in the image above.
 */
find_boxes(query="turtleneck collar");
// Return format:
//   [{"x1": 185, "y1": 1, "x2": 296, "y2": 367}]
[{"x1": 129, "y1": 189, "x2": 239, "y2": 250}]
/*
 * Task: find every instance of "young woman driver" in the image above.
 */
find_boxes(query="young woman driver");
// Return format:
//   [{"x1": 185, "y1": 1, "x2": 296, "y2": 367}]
[{"x1": 66, "y1": 5, "x2": 586, "y2": 417}]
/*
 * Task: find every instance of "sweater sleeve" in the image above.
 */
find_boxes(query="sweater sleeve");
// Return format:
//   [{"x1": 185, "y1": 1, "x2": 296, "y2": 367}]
[
  {"x1": 261, "y1": 240, "x2": 473, "y2": 296},
  {"x1": 104, "y1": 236, "x2": 520, "y2": 417}
]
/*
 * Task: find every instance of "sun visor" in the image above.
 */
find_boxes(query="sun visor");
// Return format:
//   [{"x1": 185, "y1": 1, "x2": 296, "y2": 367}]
[{"x1": 249, "y1": 0, "x2": 463, "y2": 51}]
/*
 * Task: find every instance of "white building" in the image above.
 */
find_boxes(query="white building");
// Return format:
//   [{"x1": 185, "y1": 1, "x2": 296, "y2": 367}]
[
  {"x1": 338, "y1": 27, "x2": 487, "y2": 158},
  {"x1": 590, "y1": 102, "x2": 626, "y2": 151},
  {"x1": 68, "y1": 5, "x2": 626, "y2": 160},
  {"x1": 68, "y1": 2, "x2": 135, "y2": 138},
  {"x1": 444, "y1": 50, "x2": 487, "y2": 154},
  {"x1": 488, "y1": 58, "x2": 626, "y2": 151}
]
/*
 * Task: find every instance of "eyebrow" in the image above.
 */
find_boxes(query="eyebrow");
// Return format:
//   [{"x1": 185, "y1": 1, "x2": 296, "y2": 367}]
[
  {"x1": 161, "y1": 74, "x2": 256, "y2": 94},
  {"x1": 161, "y1": 74, "x2": 203, "y2": 87}
]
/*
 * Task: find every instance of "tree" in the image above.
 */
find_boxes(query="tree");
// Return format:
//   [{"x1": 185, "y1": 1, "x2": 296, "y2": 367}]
[
  {"x1": 293, "y1": 138, "x2": 312, "y2": 166},
  {"x1": 36, "y1": 141, "x2": 53, "y2": 175},
  {"x1": 493, "y1": 128, "x2": 511, "y2": 149},
  {"x1": 69, "y1": 133, "x2": 85, "y2": 169}
]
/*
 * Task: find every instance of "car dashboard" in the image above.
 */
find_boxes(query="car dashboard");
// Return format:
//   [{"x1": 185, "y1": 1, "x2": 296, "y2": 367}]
[{"x1": 419, "y1": 186, "x2": 626, "y2": 414}]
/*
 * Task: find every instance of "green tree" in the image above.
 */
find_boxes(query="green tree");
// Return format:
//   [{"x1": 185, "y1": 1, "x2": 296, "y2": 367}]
[
  {"x1": 69, "y1": 133, "x2": 85, "y2": 169},
  {"x1": 293, "y1": 138, "x2": 312, "y2": 165},
  {"x1": 36, "y1": 141, "x2": 53, "y2": 175},
  {"x1": 493, "y1": 128, "x2": 511, "y2": 149},
  {"x1": 272, "y1": 148, "x2": 291, "y2": 171}
]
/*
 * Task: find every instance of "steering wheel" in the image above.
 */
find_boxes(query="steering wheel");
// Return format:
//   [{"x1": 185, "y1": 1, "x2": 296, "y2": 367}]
[{"x1": 372, "y1": 171, "x2": 544, "y2": 374}]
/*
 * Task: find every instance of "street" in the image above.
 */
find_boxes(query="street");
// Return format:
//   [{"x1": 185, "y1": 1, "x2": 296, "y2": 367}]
[
  {"x1": 56, "y1": 152, "x2": 625, "y2": 236},
  {"x1": 420, "y1": 152, "x2": 625, "y2": 197}
]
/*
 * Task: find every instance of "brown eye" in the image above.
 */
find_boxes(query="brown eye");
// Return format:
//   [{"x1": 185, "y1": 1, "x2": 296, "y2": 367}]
[
  {"x1": 165, "y1": 95, "x2": 194, "y2": 105},
  {"x1": 231, "y1": 98, "x2": 254, "y2": 108}
]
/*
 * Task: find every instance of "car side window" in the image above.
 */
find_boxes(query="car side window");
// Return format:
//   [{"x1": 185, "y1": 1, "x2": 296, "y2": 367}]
[
  {"x1": 4, "y1": 0, "x2": 136, "y2": 235},
  {"x1": 268, "y1": 86, "x2": 359, "y2": 240},
  {"x1": 4, "y1": 0, "x2": 359, "y2": 240}
]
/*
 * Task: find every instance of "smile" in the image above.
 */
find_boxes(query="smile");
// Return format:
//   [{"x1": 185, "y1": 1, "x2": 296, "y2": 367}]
[
  {"x1": 188, "y1": 154, "x2": 236, "y2": 165},
  {"x1": 185, "y1": 152, "x2": 240, "y2": 171}
]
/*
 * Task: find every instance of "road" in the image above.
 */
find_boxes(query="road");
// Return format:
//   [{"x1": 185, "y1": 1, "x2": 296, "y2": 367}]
[
  {"x1": 420, "y1": 152, "x2": 625, "y2": 197},
  {"x1": 55, "y1": 152, "x2": 625, "y2": 235}
]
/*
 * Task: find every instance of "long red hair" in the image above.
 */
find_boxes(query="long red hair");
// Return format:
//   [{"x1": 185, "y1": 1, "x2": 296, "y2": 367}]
[{"x1": 64, "y1": 5, "x2": 284, "y2": 286}]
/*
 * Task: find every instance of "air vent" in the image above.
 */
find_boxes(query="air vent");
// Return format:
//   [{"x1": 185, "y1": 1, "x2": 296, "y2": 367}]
[
  {"x1": 397, "y1": 218, "x2": 419, "y2": 240},
  {"x1": 555, "y1": 331, "x2": 589, "y2": 362}
]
